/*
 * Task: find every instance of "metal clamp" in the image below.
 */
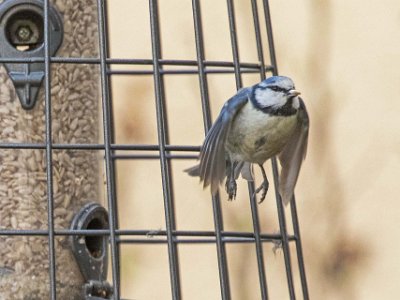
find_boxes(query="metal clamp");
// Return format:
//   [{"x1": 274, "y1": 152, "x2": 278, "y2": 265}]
[
  {"x1": 70, "y1": 202, "x2": 113, "y2": 300},
  {"x1": 0, "y1": 0, "x2": 63, "y2": 109}
]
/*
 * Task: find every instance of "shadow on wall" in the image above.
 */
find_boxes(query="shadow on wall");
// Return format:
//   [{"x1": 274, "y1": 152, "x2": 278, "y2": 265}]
[{"x1": 303, "y1": 1, "x2": 369, "y2": 299}]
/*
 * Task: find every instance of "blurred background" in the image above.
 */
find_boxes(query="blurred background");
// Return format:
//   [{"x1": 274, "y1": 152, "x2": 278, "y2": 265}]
[{"x1": 106, "y1": 0, "x2": 400, "y2": 299}]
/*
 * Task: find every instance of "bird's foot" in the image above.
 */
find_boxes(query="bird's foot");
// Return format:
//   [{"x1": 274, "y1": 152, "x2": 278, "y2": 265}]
[
  {"x1": 254, "y1": 179, "x2": 269, "y2": 203},
  {"x1": 225, "y1": 178, "x2": 237, "y2": 200}
]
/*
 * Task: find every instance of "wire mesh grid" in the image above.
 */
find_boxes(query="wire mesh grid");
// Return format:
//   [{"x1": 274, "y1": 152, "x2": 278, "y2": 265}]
[{"x1": 0, "y1": 0, "x2": 309, "y2": 299}]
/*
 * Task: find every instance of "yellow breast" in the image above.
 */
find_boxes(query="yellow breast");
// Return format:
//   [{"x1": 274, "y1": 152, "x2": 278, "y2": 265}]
[{"x1": 226, "y1": 102, "x2": 298, "y2": 164}]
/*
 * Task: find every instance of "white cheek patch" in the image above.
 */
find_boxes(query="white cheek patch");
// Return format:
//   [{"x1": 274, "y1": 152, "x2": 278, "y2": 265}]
[
  {"x1": 254, "y1": 88, "x2": 286, "y2": 108},
  {"x1": 292, "y1": 97, "x2": 300, "y2": 109}
]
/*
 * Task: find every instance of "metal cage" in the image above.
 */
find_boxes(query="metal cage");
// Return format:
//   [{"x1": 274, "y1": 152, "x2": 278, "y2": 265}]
[{"x1": 0, "y1": 0, "x2": 309, "y2": 299}]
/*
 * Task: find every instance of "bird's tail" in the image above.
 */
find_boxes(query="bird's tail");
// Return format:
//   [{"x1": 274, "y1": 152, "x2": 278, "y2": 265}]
[
  {"x1": 184, "y1": 164, "x2": 200, "y2": 177},
  {"x1": 185, "y1": 164, "x2": 220, "y2": 195}
]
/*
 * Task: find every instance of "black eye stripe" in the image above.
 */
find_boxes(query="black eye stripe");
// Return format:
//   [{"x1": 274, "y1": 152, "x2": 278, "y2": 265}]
[
  {"x1": 268, "y1": 85, "x2": 287, "y2": 92},
  {"x1": 257, "y1": 84, "x2": 295, "y2": 93},
  {"x1": 270, "y1": 86, "x2": 297, "y2": 93}
]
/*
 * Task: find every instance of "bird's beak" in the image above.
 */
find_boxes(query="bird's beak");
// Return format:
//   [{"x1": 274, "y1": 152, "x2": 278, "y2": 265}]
[{"x1": 288, "y1": 89, "x2": 301, "y2": 97}]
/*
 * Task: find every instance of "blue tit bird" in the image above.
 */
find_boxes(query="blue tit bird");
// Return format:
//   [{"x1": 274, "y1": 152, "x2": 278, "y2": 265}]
[{"x1": 185, "y1": 76, "x2": 309, "y2": 205}]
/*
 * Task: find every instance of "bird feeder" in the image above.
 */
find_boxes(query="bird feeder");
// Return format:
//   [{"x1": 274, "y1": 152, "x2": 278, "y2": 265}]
[{"x1": 0, "y1": 0, "x2": 110, "y2": 298}]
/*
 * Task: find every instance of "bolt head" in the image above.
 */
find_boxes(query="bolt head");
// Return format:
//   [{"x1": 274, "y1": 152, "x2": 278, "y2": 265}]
[{"x1": 16, "y1": 25, "x2": 33, "y2": 42}]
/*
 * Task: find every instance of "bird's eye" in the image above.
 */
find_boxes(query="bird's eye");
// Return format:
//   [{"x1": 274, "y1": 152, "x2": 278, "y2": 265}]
[{"x1": 269, "y1": 86, "x2": 280, "y2": 92}]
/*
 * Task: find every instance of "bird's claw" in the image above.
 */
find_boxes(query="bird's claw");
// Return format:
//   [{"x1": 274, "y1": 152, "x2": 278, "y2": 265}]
[
  {"x1": 225, "y1": 178, "x2": 237, "y2": 200},
  {"x1": 254, "y1": 180, "x2": 269, "y2": 203}
]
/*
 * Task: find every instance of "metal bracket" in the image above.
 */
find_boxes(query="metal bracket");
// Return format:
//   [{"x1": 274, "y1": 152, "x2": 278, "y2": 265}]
[
  {"x1": 83, "y1": 280, "x2": 113, "y2": 300},
  {"x1": 0, "y1": 0, "x2": 63, "y2": 109},
  {"x1": 70, "y1": 202, "x2": 113, "y2": 300}
]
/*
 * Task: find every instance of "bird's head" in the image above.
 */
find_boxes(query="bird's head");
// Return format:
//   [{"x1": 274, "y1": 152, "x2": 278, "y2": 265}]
[{"x1": 252, "y1": 76, "x2": 301, "y2": 112}]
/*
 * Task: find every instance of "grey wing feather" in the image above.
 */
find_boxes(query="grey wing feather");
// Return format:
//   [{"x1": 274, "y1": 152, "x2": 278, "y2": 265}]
[
  {"x1": 278, "y1": 98, "x2": 309, "y2": 205},
  {"x1": 200, "y1": 116, "x2": 229, "y2": 193},
  {"x1": 185, "y1": 87, "x2": 251, "y2": 195}
]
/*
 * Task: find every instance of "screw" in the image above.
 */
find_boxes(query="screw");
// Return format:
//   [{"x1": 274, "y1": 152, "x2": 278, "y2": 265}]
[{"x1": 16, "y1": 26, "x2": 33, "y2": 42}]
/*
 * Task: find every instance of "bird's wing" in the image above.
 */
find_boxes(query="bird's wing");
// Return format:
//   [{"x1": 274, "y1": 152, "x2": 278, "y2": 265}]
[
  {"x1": 186, "y1": 87, "x2": 251, "y2": 195},
  {"x1": 278, "y1": 98, "x2": 309, "y2": 205}
]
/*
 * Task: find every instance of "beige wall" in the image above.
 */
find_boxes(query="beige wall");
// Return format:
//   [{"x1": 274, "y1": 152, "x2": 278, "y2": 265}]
[
  {"x1": 108, "y1": 0, "x2": 400, "y2": 299},
  {"x1": 271, "y1": 1, "x2": 400, "y2": 299}
]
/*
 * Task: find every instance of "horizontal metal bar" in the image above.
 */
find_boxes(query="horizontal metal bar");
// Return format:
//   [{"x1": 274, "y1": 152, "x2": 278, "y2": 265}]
[
  {"x1": 0, "y1": 56, "x2": 272, "y2": 70},
  {"x1": 0, "y1": 143, "x2": 200, "y2": 152},
  {"x1": 0, "y1": 143, "x2": 104, "y2": 150},
  {"x1": 112, "y1": 144, "x2": 200, "y2": 151},
  {"x1": 117, "y1": 237, "x2": 286, "y2": 244},
  {"x1": 108, "y1": 67, "x2": 272, "y2": 76},
  {"x1": 0, "y1": 228, "x2": 295, "y2": 241},
  {"x1": 111, "y1": 154, "x2": 197, "y2": 160}
]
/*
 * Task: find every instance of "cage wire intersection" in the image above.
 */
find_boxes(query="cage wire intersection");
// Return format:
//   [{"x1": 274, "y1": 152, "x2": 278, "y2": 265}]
[{"x1": 0, "y1": 0, "x2": 309, "y2": 299}]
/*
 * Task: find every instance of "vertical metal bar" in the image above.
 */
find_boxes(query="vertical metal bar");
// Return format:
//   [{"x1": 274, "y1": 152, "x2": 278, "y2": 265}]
[
  {"x1": 262, "y1": 0, "x2": 278, "y2": 75},
  {"x1": 262, "y1": 0, "x2": 297, "y2": 297},
  {"x1": 191, "y1": 2, "x2": 232, "y2": 299},
  {"x1": 263, "y1": 1, "x2": 310, "y2": 298},
  {"x1": 149, "y1": 0, "x2": 182, "y2": 299},
  {"x1": 272, "y1": 159, "x2": 296, "y2": 299},
  {"x1": 210, "y1": 195, "x2": 231, "y2": 299},
  {"x1": 290, "y1": 197, "x2": 310, "y2": 300},
  {"x1": 248, "y1": 0, "x2": 272, "y2": 298},
  {"x1": 43, "y1": 1, "x2": 56, "y2": 299},
  {"x1": 226, "y1": 1, "x2": 271, "y2": 299},
  {"x1": 97, "y1": 0, "x2": 120, "y2": 298},
  {"x1": 249, "y1": 197, "x2": 270, "y2": 296},
  {"x1": 251, "y1": 0, "x2": 266, "y2": 78},
  {"x1": 191, "y1": 0, "x2": 212, "y2": 131},
  {"x1": 248, "y1": 191, "x2": 269, "y2": 300},
  {"x1": 228, "y1": 0, "x2": 270, "y2": 298},
  {"x1": 224, "y1": 0, "x2": 249, "y2": 293},
  {"x1": 102, "y1": 3, "x2": 122, "y2": 296},
  {"x1": 226, "y1": 0, "x2": 242, "y2": 89}
]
